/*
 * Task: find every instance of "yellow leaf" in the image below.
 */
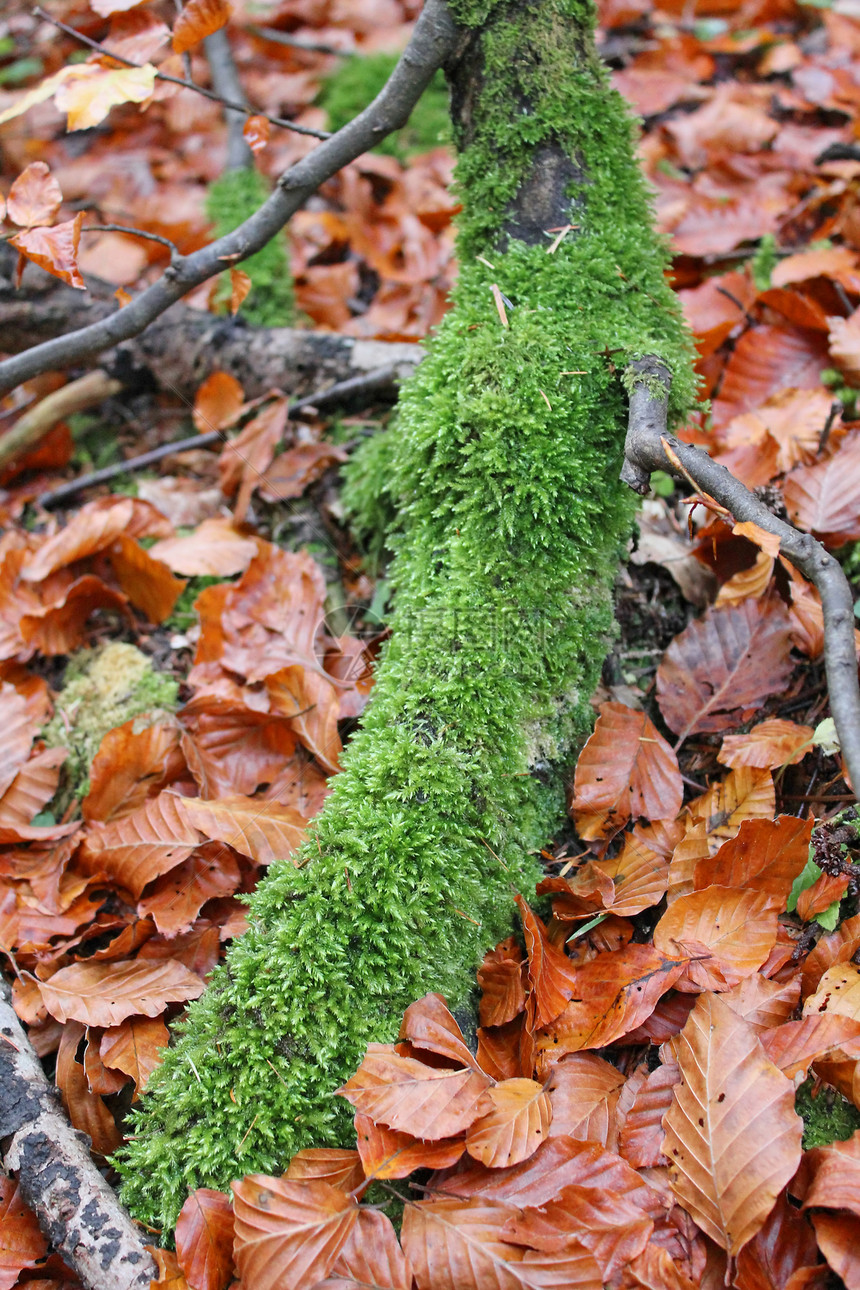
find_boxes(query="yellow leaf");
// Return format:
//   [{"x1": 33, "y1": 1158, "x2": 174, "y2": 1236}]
[{"x1": 56, "y1": 63, "x2": 157, "y2": 131}]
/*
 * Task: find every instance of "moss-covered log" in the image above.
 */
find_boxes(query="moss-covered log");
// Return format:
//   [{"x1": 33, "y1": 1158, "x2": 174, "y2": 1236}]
[{"x1": 118, "y1": 0, "x2": 695, "y2": 1230}]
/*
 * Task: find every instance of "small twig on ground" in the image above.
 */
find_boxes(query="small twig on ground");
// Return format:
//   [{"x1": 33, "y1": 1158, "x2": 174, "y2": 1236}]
[
  {"x1": 248, "y1": 25, "x2": 345, "y2": 56},
  {"x1": 1, "y1": 0, "x2": 457, "y2": 397},
  {"x1": 32, "y1": 7, "x2": 328, "y2": 141},
  {"x1": 0, "y1": 370, "x2": 122, "y2": 473},
  {"x1": 0, "y1": 978, "x2": 155, "y2": 1290},
  {"x1": 622, "y1": 355, "x2": 860, "y2": 798},
  {"x1": 35, "y1": 364, "x2": 400, "y2": 508}
]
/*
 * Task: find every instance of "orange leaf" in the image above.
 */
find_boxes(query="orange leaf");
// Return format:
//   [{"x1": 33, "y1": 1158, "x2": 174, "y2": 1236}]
[
  {"x1": 354, "y1": 1112, "x2": 465, "y2": 1180},
  {"x1": 232, "y1": 1175, "x2": 357, "y2": 1290},
  {"x1": 107, "y1": 533, "x2": 186, "y2": 623},
  {"x1": 150, "y1": 517, "x2": 257, "y2": 578},
  {"x1": 18, "y1": 575, "x2": 132, "y2": 657},
  {"x1": 618, "y1": 1061, "x2": 679, "y2": 1168},
  {"x1": 534, "y1": 944, "x2": 687, "y2": 1065},
  {"x1": 243, "y1": 114, "x2": 271, "y2": 155},
  {"x1": 20, "y1": 498, "x2": 135, "y2": 583},
  {"x1": 0, "y1": 747, "x2": 67, "y2": 829},
  {"x1": 83, "y1": 717, "x2": 186, "y2": 823},
  {"x1": 401, "y1": 1196, "x2": 602, "y2": 1290},
  {"x1": 265, "y1": 665, "x2": 342, "y2": 774},
  {"x1": 399, "y1": 993, "x2": 483, "y2": 1072},
  {"x1": 804, "y1": 1133, "x2": 860, "y2": 1217},
  {"x1": 734, "y1": 1189, "x2": 825, "y2": 1290},
  {"x1": 516, "y1": 895, "x2": 578, "y2": 1028},
  {"x1": 173, "y1": 0, "x2": 232, "y2": 54},
  {"x1": 662, "y1": 992, "x2": 803, "y2": 1256},
  {"x1": 137, "y1": 842, "x2": 241, "y2": 937},
  {"x1": 692, "y1": 815, "x2": 812, "y2": 906},
  {"x1": 653, "y1": 887, "x2": 778, "y2": 992},
  {"x1": 761, "y1": 1013, "x2": 860, "y2": 1079},
  {"x1": 804, "y1": 963, "x2": 860, "y2": 1022},
  {"x1": 80, "y1": 791, "x2": 201, "y2": 897},
  {"x1": 477, "y1": 949, "x2": 526, "y2": 1028},
  {"x1": 656, "y1": 598, "x2": 794, "y2": 740},
  {"x1": 7, "y1": 161, "x2": 62, "y2": 229},
  {"x1": 148, "y1": 1246, "x2": 190, "y2": 1288},
  {"x1": 36, "y1": 957, "x2": 205, "y2": 1026},
  {"x1": 336, "y1": 1043, "x2": 492, "y2": 1140},
  {"x1": 810, "y1": 1212, "x2": 860, "y2": 1290},
  {"x1": 465, "y1": 1078, "x2": 551, "y2": 1169},
  {"x1": 802, "y1": 912, "x2": 860, "y2": 1000},
  {"x1": 797, "y1": 871, "x2": 851, "y2": 921},
  {"x1": 175, "y1": 794, "x2": 307, "y2": 867},
  {"x1": 569, "y1": 702, "x2": 682, "y2": 839},
  {"x1": 285, "y1": 1149, "x2": 364, "y2": 1193},
  {"x1": 229, "y1": 269, "x2": 251, "y2": 314},
  {"x1": 0, "y1": 682, "x2": 44, "y2": 796},
  {"x1": 545, "y1": 1052, "x2": 625, "y2": 1148},
  {"x1": 258, "y1": 442, "x2": 348, "y2": 503},
  {"x1": 192, "y1": 371, "x2": 244, "y2": 434},
  {"x1": 328, "y1": 1207, "x2": 412, "y2": 1290},
  {"x1": 784, "y1": 437, "x2": 860, "y2": 543},
  {"x1": 99, "y1": 1014, "x2": 169, "y2": 1099},
  {"x1": 721, "y1": 973, "x2": 800, "y2": 1033},
  {"x1": 0, "y1": 1177, "x2": 48, "y2": 1289},
  {"x1": 55, "y1": 1019, "x2": 121, "y2": 1155},
  {"x1": 175, "y1": 1188, "x2": 235, "y2": 1290},
  {"x1": 718, "y1": 718, "x2": 814, "y2": 770},
  {"x1": 10, "y1": 212, "x2": 84, "y2": 288}
]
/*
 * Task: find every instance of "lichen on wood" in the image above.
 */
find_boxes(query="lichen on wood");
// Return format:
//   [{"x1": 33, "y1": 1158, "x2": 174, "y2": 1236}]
[{"x1": 117, "y1": 0, "x2": 695, "y2": 1231}]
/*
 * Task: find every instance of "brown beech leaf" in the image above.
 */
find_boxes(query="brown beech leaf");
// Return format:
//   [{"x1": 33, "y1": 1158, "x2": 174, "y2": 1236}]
[
  {"x1": 21, "y1": 499, "x2": 135, "y2": 583},
  {"x1": 761, "y1": 1013, "x2": 860, "y2": 1079},
  {"x1": 569, "y1": 702, "x2": 682, "y2": 839},
  {"x1": 465, "y1": 1079, "x2": 552, "y2": 1169},
  {"x1": 137, "y1": 842, "x2": 242, "y2": 938},
  {"x1": 172, "y1": 0, "x2": 231, "y2": 54},
  {"x1": 176, "y1": 794, "x2": 307, "y2": 867},
  {"x1": 0, "y1": 682, "x2": 40, "y2": 797},
  {"x1": 478, "y1": 943, "x2": 526, "y2": 1029},
  {"x1": 99, "y1": 1014, "x2": 169, "y2": 1099},
  {"x1": 175, "y1": 1188, "x2": 235, "y2": 1290},
  {"x1": 325, "y1": 1207, "x2": 412, "y2": 1290},
  {"x1": 259, "y1": 442, "x2": 349, "y2": 503},
  {"x1": 0, "y1": 747, "x2": 66, "y2": 828},
  {"x1": 721, "y1": 974, "x2": 800, "y2": 1033},
  {"x1": 355, "y1": 1112, "x2": 465, "y2": 1181},
  {"x1": 80, "y1": 791, "x2": 201, "y2": 897},
  {"x1": 802, "y1": 913, "x2": 860, "y2": 999},
  {"x1": 534, "y1": 944, "x2": 687, "y2": 1066},
  {"x1": 656, "y1": 598, "x2": 794, "y2": 741},
  {"x1": 693, "y1": 816, "x2": 812, "y2": 907},
  {"x1": 803, "y1": 1133, "x2": 860, "y2": 1217},
  {"x1": 285, "y1": 1149, "x2": 365, "y2": 1194},
  {"x1": 593, "y1": 835, "x2": 670, "y2": 918},
  {"x1": 476, "y1": 1016, "x2": 529, "y2": 1083},
  {"x1": 734, "y1": 1188, "x2": 826, "y2": 1290},
  {"x1": 36, "y1": 958, "x2": 205, "y2": 1026},
  {"x1": 804, "y1": 963, "x2": 860, "y2": 1021},
  {"x1": 232, "y1": 1175, "x2": 357, "y2": 1290},
  {"x1": 399, "y1": 993, "x2": 483, "y2": 1072},
  {"x1": 266, "y1": 665, "x2": 342, "y2": 774},
  {"x1": 618, "y1": 1061, "x2": 679, "y2": 1168},
  {"x1": 218, "y1": 397, "x2": 289, "y2": 522},
  {"x1": 662, "y1": 992, "x2": 803, "y2": 1256},
  {"x1": 0, "y1": 1177, "x2": 48, "y2": 1290},
  {"x1": 515, "y1": 895, "x2": 578, "y2": 1028},
  {"x1": 148, "y1": 1246, "x2": 190, "y2": 1288},
  {"x1": 10, "y1": 213, "x2": 84, "y2": 289},
  {"x1": 19, "y1": 575, "x2": 132, "y2": 656},
  {"x1": 178, "y1": 695, "x2": 303, "y2": 799},
  {"x1": 687, "y1": 768, "x2": 776, "y2": 856},
  {"x1": 810, "y1": 1212, "x2": 860, "y2": 1290},
  {"x1": 106, "y1": 533, "x2": 186, "y2": 623},
  {"x1": 718, "y1": 719, "x2": 814, "y2": 770},
  {"x1": 501, "y1": 1182, "x2": 654, "y2": 1281},
  {"x1": 150, "y1": 517, "x2": 257, "y2": 577},
  {"x1": 784, "y1": 437, "x2": 860, "y2": 543},
  {"x1": 192, "y1": 372, "x2": 244, "y2": 434},
  {"x1": 797, "y1": 871, "x2": 851, "y2": 920},
  {"x1": 243, "y1": 113, "x2": 271, "y2": 156},
  {"x1": 653, "y1": 887, "x2": 778, "y2": 992},
  {"x1": 336, "y1": 1044, "x2": 492, "y2": 1140},
  {"x1": 83, "y1": 717, "x2": 186, "y2": 823},
  {"x1": 401, "y1": 1196, "x2": 602, "y2": 1290},
  {"x1": 7, "y1": 161, "x2": 62, "y2": 229},
  {"x1": 55, "y1": 1020, "x2": 121, "y2": 1156},
  {"x1": 545, "y1": 1052, "x2": 625, "y2": 1148}
]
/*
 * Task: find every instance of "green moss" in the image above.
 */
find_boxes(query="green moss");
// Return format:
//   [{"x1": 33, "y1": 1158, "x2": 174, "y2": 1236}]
[
  {"x1": 796, "y1": 1078, "x2": 860, "y2": 1148},
  {"x1": 319, "y1": 51, "x2": 451, "y2": 160},
  {"x1": 206, "y1": 169, "x2": 294, "y2": 327},
  {"x1": 42, "y1": 643, "x2": 179, "y2": 802},
  {"x1": 118, "y1": 0, "x2": 695, "y2": 1231}
]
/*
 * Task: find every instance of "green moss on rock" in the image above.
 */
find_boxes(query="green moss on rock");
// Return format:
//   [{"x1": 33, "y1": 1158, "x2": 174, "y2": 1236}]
[
  {"x1": 118, "y1": 0, "x2": 694, "y2": 1231},
  {"x1": 206, "y1": 169, "x2": 294, "y2": 327},
  {"x1": 42, "y1": 643, "x2": 179, "y2": 802}
]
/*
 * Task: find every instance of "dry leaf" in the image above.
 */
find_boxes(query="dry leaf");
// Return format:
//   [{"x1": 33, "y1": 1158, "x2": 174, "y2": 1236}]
[
  {"x1": 336, "y1": 1044, "x2": 492, "y2": 1140},
  {"x1": 232, "y1": 1175, "x2": 357, "y2": 1290},
  {"x1": 175, "y1": 1188, "x2": 235, "y2": 1290},
  {"x1": 36, "y1": 958, "x2": 205, "y2": 1026},
  {"x1": 465, "y1": 1079, "x2": 552, "y2": 1169}
]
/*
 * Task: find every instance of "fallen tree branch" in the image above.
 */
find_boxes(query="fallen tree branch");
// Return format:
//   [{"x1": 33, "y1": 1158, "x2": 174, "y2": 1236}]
[
  {"x1": 36, "y1": 363, "x2": 403, "y2": 509},
  {"x1": 623, "y1": 355, "x2": 860, "y2": 796},
  {"x1": 0, "y1": 978, "x2": 155, "y2": 1290},
  {"x1": 0, "y1": 370, "x2": 122, "y2": 474},
  {"x1": 0, "y1": 0, "x2": 456, "y2": 397}
]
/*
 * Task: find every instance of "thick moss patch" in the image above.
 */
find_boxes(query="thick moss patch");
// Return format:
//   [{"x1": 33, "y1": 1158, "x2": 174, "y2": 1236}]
[{"x1": 118, "y1": 0, "x2": 694, "y2": 1231}]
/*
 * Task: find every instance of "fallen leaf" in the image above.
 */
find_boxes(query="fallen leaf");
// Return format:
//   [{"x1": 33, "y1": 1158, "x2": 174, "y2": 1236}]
[
  {"x1": 36, "y1": 957, "x2": 205, "y2": 1026},
  {"x1": 175, "y1": 1188, "x2": 235, "y2": 1290},
  {"x1": 258, "y1": 442, "x2": 348, "y2": 503},
  {"x1": 653, "y1": 886, "x2": 778, "y2": 991},
  {"x1": 399, "y1": 993, "x2": 483, "y2": 1072},
  {"x1": 150, "y1": 517, "x2": 257, "y2": 578},
  {"x1": 80, "y1": 791, "x2": 201, "y2": 898},
  {"x1": 784, "y1": 436, "x2": 860, "y2": 543},
  {"x1": 465, "y1": 1079, "x2": 552, "y2": 1169},
  {"x1": 232, "y1": 1176, "x2": 357, "y2": 1290},
  {"x1": 0, "y1": 1177, "x2": 48, "y2": 1290},
  {"x1": 326, "y1": 1207, "x2": 412, "y2": 1290},
  {"x1": 662, "y1": 992, "x2": 803, "y2": 1255},
  {"x1": 176, "y1": 795, "x2": 307, "y2": 867},
  {"x1": 285, "y1": 1149, "x2": 365, "y2": 1193},
  {"x1": 99, "y1": 1014, "x2": 169, "y2": 1099},
  {"x1": 718, "y1": 719, "x2": 815, "y2": 770},
  {"x1": 354, "y1": 1112, "x2": 465, "y2": 1180},
  {"x1": 173, "y1": 0, "x2": 232, "y2": 54},
  {"x1": 336, "y1": 1044, "x2": 492, "y2": 1140},
  {"x1": 545, "y1": 1052, "x2": 625, "y2": 1147},
  {"x1": 192, "y1": 371, "x2": 244, "y2": 434},
  {"x1": 10, "y1": 213, "x2": 85, "y2": 289},
  {"x1": 83, "y1": 717, "x2": 186, "y2": 823}
]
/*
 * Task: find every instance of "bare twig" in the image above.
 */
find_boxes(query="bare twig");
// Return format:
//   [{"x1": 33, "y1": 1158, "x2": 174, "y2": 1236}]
[
  {"x1": 36, "y1": 364, "x2": 401, "y2": 508},
  {"x1": 32, "y1": 7, "x2": 328, "y2": 141},
  {"x1": 249, "y1": 25, "x2": 345, "y2": 56},
  {"x1": 622, "y1": 356, "x2": 860, "y2": 796},
  {"x1": 203, "y1": 26, "x2": 254, "y2": 172},
  {"x1": 0, "y1": 978, "x2": 155, "y2": 1290},
  {"x1": 1, "y1": 0, "x2": 457, "y2": 398},
  {"x1": 81, "y1": 225, "x2": 179, "y2": 257},
  {"x1": 0, "y1": 370, "x2": 122, "y2": 472}
]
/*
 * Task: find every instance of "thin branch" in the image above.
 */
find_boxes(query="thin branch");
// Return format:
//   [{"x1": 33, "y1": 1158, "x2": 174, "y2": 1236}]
[
  {"x1": 622, "y1": 356, "x2": 860, "y2": 797},
  {"x1": 81, "y1": 224, "x2": 179, "y2": 257},
  {"x1": 36, "y1": 363, "x2": 400, "y2": 508},
  {"x1": 32, "y1": 7, "x2": 329, "y2": 141},
  {"x1": 203, "y1": 26, "x2": 254, "y2": 172},
  {"x1": 0, "y1": 369, "x2": 122, "y2": 472},
  {"x1": 0, "y1": 977, "x2": 155, "y2": 1290},
  {"x1": 1, "y1": 0, "x2": 457, "y2": 398},
  {"x1": 248, "y1": 25, "x2": 345, "y2": 56}
]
